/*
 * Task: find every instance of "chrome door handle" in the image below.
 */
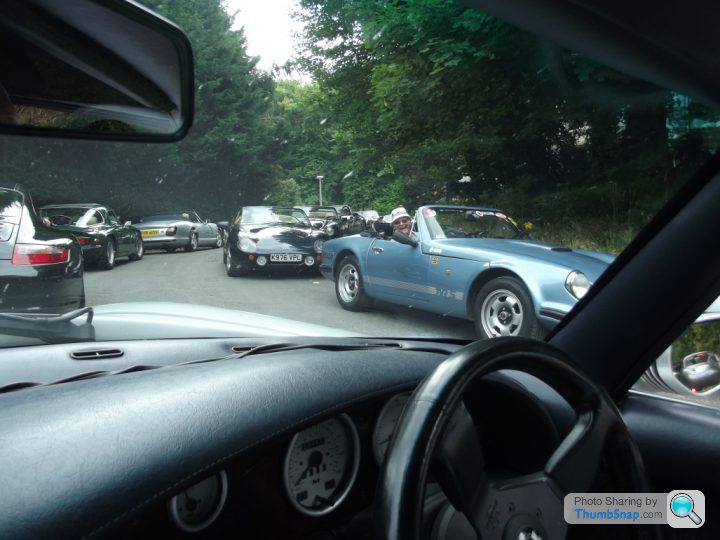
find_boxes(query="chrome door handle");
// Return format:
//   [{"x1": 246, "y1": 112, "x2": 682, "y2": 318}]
[{"x1": 372, "y1": 247, "x2": 384, "y2": 253}]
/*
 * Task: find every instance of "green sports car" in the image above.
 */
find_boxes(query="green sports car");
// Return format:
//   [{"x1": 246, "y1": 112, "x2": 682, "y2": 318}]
[{"x1": 40, "y1": 203, "x2": 144, "y2": 270}]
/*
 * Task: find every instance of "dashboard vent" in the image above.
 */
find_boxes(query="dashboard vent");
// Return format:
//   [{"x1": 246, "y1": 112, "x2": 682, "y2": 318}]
[{"x1": 71, "y1": 348, "x2": 124, "y2": 360}]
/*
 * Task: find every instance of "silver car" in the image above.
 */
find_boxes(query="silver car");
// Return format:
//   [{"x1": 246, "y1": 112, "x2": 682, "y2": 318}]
[{"x1": 134, "y1": 211, "x2": 222, "y2": 252}]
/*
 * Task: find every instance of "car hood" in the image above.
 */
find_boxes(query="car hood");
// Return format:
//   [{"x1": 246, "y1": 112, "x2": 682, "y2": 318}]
[
  {"x1": 434, "y1": 238, "x2": 614, "y2": 275},
  {"x1": 245, "y1": 226, "x2": 318, "y2": 239},
  {"x1": 87, "y1": 302, "x2": 359, "y2": 340}
]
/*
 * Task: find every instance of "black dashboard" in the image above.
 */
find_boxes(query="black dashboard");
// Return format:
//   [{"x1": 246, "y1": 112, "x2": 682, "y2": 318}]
[
  {"x1": 4, "y1": 336, "x2": 716, "y2": 539},
  {"x1": 0, "y1": 336, "x2": 576, "y2": 540}
]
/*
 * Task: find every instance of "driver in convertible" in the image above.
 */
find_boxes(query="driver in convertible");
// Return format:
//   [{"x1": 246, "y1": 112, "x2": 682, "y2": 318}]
[{"x1": 390, "y1": 207, "x2": 414, "y2": 238}]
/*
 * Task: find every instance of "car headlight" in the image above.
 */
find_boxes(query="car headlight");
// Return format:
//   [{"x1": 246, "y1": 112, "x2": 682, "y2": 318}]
[
  {"x1": 565, "y1": 271, "x2": 591, "y2": 299},
  {"x1": 239, "y1": 236, "x2": 257, "y2": 253},
  {"x1": 325, "y1": 225, "x2": 336, "y2": 236},
  {"x1": 313, "y1": 239, "x2": 324, "y2": 254}
]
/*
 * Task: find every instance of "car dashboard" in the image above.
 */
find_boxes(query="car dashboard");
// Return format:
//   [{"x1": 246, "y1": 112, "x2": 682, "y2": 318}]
[{"x1": 0, "y1": 336, "x2": 583, "y2": 540}]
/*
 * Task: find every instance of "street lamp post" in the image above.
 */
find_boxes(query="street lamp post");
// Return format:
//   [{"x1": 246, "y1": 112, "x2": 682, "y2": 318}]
[{"x1": 316, "y1": 175, "x2": 324, "y2": 205}]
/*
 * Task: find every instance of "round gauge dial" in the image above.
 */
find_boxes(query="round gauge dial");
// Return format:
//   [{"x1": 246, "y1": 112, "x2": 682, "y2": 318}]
[
  {"x1": 284, "y1": 414, "x2": 360, "y2": 516},
  {"x1": 168, "y1": 470, "x2": 228, "y2": 533},
  {"x1": 372, "y1": 392, "x2": 412, "y2": 465}
]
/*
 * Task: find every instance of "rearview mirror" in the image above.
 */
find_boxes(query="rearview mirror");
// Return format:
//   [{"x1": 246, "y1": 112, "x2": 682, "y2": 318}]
[{"x1": 0, "y1": 0, "x2": 193, "y2": 141}]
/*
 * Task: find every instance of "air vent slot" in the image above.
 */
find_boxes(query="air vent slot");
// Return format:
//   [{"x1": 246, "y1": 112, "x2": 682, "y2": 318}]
[
  {"x1": 551, "y1": 247, "x2": 572, "y2": 252},
  {"x1": 71, "y1": 348, "x2": 124, "y2": 360}
]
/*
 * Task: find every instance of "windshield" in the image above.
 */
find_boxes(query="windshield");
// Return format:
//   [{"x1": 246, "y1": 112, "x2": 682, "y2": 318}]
[
  {"x1": 39, "y1": 207, "x2": 102, "y2": 227},
  {"x1": 0, "y1": 0, "x2": 719, "y2": 345},
  {"x1": 424, "y1": 207, "x2": 525, "y2": 240},
  {"x1": 240, "y1": 207, "x2": 311, "y2": 227},
  {"x1": 298, "y1": 207, "x2": 338, "y2": 219}
]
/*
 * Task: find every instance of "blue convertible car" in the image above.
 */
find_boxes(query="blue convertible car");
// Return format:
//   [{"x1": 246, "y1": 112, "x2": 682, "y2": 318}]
[{"x1": 320, "y1": 205, "x2": 614, "y2": 338}]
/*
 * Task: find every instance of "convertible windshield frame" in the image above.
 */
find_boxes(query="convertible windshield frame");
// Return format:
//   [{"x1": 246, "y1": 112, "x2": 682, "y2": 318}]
[{"x1": 422, "y1": 205, "x2": 527, "y2": 241}]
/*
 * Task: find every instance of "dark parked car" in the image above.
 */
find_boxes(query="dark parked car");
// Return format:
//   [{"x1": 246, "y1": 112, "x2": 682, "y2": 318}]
[
  {"x1": 297, "y1": 205, "x2": 344, "y2": 238},
  {"x1": 40, "y1": 203, "x2": 143, "y2": 269},
  {"x1": 330, "y1": 205, "x2": 366, "y2": 235},
  {"x1": 134, "y1": 211, "x2": 222, "y2": 253},
  {"x1": 0, "y1": 187, "x2": 84, "y2": 313},
  {"x1": 223, "y1": 206, "x2": 326, "y2": 275},
  {"x1": 357, "y1": 209, "x2": 380, "y2": 227}
]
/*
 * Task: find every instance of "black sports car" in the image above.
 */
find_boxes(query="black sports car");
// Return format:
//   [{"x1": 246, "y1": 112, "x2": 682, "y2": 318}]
[
  {"x1": 223, "y1": 206, "x2": 327, "y2": 276},
  {"x1": 0, "y1": 186, "x2": 84, "y2": 313}
]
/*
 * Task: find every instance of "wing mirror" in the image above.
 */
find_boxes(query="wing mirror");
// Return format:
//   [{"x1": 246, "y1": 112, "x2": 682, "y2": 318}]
[
  {"x1": 392, "y1": 230, "x2": 418, "y2": 248},
  {"x1": 635, "y1": 312, "x2": 720, "y2": 404}
]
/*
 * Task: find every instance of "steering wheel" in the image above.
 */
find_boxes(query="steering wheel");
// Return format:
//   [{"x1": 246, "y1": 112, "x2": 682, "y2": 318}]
[{"x1": 376, "y1": 338, "x2": 655, "y2": 540}]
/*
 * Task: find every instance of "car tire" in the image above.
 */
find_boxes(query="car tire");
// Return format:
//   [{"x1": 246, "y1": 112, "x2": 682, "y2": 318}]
[
  {"x1": 128, "y1": 236, "x2": 144, "y2": 261},
  {"x1": 335, "y1": 255, "x2": 371, "y2": 311},
  {"x1": 184, "y1": 232, "x2": 198, "y2": 252},
  {"x1": 225, "y1": 248, "x2": 241, "y2": 277},
  {"x1": 98, "y1": 238, "x2": 116, "y2": 270},
  {"x1": 473, "y1": 276, "x2": 542, "y2": 339},
  {"x1": 213, "y1": 231, "x2": 222, "y2": 248}
]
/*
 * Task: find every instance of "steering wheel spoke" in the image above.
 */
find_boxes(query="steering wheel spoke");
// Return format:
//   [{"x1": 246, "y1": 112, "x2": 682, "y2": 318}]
[
  {"x1": 545, "y1": 408, "x2": 615, "y2": 494},
  {"x1": 432, "y1": 402, "x2": 488, "y2": 517}
]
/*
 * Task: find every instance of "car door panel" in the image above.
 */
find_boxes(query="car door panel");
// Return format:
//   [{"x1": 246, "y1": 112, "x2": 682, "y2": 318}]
[{"x1": 364, "y1": 237, "x2": 430, "y2": 304}]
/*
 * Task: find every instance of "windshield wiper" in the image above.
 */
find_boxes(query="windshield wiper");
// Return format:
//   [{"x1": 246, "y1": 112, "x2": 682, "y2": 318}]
[{"x1": 0, "y1": 306, "x2": 95, "y2": 344}]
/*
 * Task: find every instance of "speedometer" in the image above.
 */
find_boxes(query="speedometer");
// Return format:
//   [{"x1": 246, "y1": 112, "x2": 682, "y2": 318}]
[
  {"x1": 283, "y1": 414, "x2": 360, "y2": 516},
  {"x1": 372, "y1": 392, "x2": 412, "y2": 465}
]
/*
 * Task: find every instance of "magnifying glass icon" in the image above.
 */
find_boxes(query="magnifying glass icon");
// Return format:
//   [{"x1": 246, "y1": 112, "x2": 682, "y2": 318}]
[{"x1": 670, "y1": 493, "x2": 703, "y2": 525}]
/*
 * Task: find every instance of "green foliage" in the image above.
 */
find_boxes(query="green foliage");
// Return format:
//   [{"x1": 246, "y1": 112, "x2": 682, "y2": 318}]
[{"x1": 272, "y1": 178, "x2": 302, "y2": 206}]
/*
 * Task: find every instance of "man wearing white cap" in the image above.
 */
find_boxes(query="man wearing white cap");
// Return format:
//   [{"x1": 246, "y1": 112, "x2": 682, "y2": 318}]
[{"x1": 390, "y1": 207, "x2": 414, "y2": 238}]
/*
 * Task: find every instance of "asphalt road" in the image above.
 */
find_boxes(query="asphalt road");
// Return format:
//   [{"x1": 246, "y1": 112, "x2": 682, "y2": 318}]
[{"x1": 84, "y1": 245, "x2": 477, "y2": 339}]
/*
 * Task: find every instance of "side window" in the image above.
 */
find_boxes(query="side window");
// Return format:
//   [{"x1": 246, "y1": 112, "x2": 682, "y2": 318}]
[
  {"x1": 233, "y1": 210, "x2": 242, "y2": 225},
  {"x1": 191, "y1": 212, "x2": 202, "y2": 223},
  {"x1": 107, "y1": 210, "x2": 118, "y2": 225}
]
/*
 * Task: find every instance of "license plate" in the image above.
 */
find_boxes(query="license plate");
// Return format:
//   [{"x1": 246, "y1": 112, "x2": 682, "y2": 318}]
[
  {"x1": 270, "y1": 253, "x2": 302, "y2": 262},
  {"x1": 141, "y1": 229, "x2": 160, "y2": 237}
]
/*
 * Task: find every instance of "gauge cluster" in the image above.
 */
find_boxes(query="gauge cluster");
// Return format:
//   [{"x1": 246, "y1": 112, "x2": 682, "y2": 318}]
[{"x1": 107, "y1": 381, "x2": 557, "y2": 540}]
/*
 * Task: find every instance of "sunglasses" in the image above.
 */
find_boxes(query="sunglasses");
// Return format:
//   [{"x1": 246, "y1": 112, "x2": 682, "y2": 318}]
[{"x1": 394, "y1": 218, "x2": 410, "y2": 224}]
